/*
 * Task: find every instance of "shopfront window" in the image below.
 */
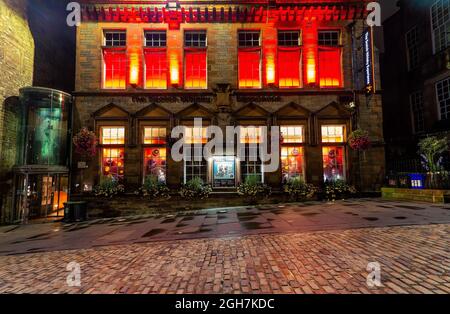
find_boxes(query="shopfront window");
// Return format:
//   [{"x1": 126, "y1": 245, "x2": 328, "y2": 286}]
[
  {"x1": 100, "y1": 127, "x2": 125, "y2": 180},
  {"x1": 239, "y1": 126, "x2": 263, "y2": 183},
  {"x1": 321, "y1": 125, "x2": 345, "y2": 181},
  {"x1": 184, "y1": 126, "x2": 208, "y2": 183},
  {"x1": 142, "y1": 127, "x2": 167, "y2": 183},
  {"x1": 281, "y1": 146, "x2": 305, "y2": 182},
  {"x1": 144, "y1": 148, "x2": 167, "y2": 183},
  {"x1": 280, "y1": 126, "x2": 305, "y2": 182},
  {"x1": 322, "y1": 146, "x2": 345, "y2": 181}
]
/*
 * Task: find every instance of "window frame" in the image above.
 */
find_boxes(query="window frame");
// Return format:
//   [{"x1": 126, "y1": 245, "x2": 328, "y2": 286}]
[
  {"x1": 144, "y1": 30, "x2": 167, "y2": 48},
  {"x1": 184, "y1": 30, "x2": 208, "y2": 90},
  {"x1": 405, "y1": 26, "x2": 420, "y2": 71},
  {"x1": 103, "y1": 30, "x2": 127, "y2": 48},
  {"x1": 430, "y1": 0, "x2": 450, "y2": 54},
  {"x1": 410, "y1": 91, "x2": 425, "y2": 133},
  {"x1": 436, "y1": 76, "x2": 450, "y2": 120},
  {"x1": 98, "y1": 126, "x2": 126, "y2": 181}
]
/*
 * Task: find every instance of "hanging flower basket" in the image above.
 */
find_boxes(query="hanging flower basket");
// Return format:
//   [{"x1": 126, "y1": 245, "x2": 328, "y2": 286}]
[
  {"x1": 348, "y1": 129, "x2": 371, "y2": 151},
  {"x1": 73, "y1": 127, "x2": 98, "y2": 158}
]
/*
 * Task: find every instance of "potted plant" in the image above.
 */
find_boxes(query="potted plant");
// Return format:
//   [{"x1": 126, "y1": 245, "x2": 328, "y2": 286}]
[
  {"x1": 283, "y1": 177, "x2": 317, "y2": 201},
  {"x1": 237, "y1": 174, "x2": 271, "y2": 204},
  {"x1": 180, "y1": 177, "x2": 212, "y2": 200},
  {"x1": 94, "y1": 175, "x2": 125, "y2": 198},
  {"x1": 138, "y1": 175, "x2": 170, "y2": 200}
]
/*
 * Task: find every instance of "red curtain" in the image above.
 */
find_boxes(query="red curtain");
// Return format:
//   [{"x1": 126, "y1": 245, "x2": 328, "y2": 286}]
[
  {"x1": 103, "y1": 50, "x2": 127, "y2": 89},
  {"x1": 318, "y1": 47, "x2": 342, "y2": 88},
  {"x1": 238, "y1": 49, "x2": 261, "y2": 88},
  {"x1": 185, "y1": 50, "x2": 207, "y2": 89},
  {"x1": 278, "y1": 49, "x2": 301, "y2": 88},
  {"x1": 144, "y1": 50, "x2": 167, "y2": 89}
]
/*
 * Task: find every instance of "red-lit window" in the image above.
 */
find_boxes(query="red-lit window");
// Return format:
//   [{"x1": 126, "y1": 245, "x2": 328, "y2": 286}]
[
  {"x1": 184, "y1": 31, "x2": 207, "y2": 89},
  {"x1": 103, "y1": 50, "x2": 127, "y2": 89},
  {"x1": 144, "y1": 50, "x2": 168, "y2": 89},
  {"x1": 278, "y1": 49, "x2": 302, "y2": 88},
  {"x1": 238, "y1": 50, "x2": 261, "y2": 88},
  {"x1": 185, "y1": 50, "x2": 207, "y2": 89},
  {"x1": 318, "y1": 48, "x2": 342, "y2": 88}
]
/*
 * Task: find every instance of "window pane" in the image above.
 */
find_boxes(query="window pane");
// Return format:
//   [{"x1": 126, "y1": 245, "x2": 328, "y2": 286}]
[
  {"x1": 185, "y1": 51, "x2": 207, "y2": 89},
  {"x1": 102, "y1": 148, "x2": 125, "y2": 180},
  {"x1": 278, "y1": 50, "x2": 301, "y2": 88},
  {"x1": 318, "y1": 48, "x2": 342, "y2": 87},
  {"x1": 101, "y1": 127, "x2": 125, "y2": 145},
  {"x1": 143, "y1": 127, "x2": 167, "y2": 144},
  {"x1": 278, "y1": 31, "x2": 301, "y2": 46},
  {"x1": 318, "y1": 31, "x2": 340, "y2": 46},
  {"x1": 145, "y1": 51, "x2": 167, "y2": 89},
  {"x1": 431, "y1": 0, "x2": 450, "y2": 52},
  {"x1": 144, "y1": 148, "x2": 166, "y2": 183},
  {"x1": 145, "y1": 31, "x2": 167, "y2": 47},
  {"x1": 240, "y1": 127, "x2": 262, "y2": 144},
  {"x1": 238, "y1": 50, "x2": 261, "y2": 88},
  {"x1": 281, "y1": 146, "x2": 305, "y2": 182},
  {"x1": 280, "y1": 126, "x2": 304, "y2": 143},
  {"x1": 321, "y1": 126, "x2": 345, "y2": 143},
  {"x1": 437, "y1": 77, "x2": 450, "y2": 120},
  {"x1": 410, "y1": 91, "x2": 425, "y2": 132},
  {"x1": 184, "y1": 31, "x2": 207, "y2": 47},
  {"x1": 104, "y1": 31, "x2": 126, "y2": 47},
  {"x1": 322, "y1": 146, "x2": 345, "y2": 181},
  {"x1": 184, "y1": 127, "x2": 208, "y2": 144},
  {"x1": 238, "y1": 31, "x2": 260, "y2": 47},
  {"x1": 103, "y1": 51, "x2": 127, "y2": 89}
]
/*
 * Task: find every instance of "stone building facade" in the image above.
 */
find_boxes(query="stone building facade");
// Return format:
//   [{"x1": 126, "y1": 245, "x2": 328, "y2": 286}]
[
  {"x1": 73, "y1": 0, "x2": 385, "y2": 193},
  {"x1": 382, "y1": 0, "x2": 450, "y2": 165},
  {"x1": 0, "y1": 0, "x2": 35, "y2": 222}
]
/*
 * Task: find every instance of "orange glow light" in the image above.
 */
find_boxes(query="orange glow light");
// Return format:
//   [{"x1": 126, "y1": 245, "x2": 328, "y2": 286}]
[
  {"x1": 266, "y1": 55, "x2": 276, "y2": 85},
  {"x1": 170, "y1": 53, "x2": 180, "y2": 85},
  {"x1": 303, "y1": 19, "x2": 318, "y2": 86}
]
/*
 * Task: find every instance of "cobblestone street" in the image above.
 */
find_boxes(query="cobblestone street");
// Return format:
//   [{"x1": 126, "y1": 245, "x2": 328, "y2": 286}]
[{"x1": 0, "y1": 223, "x2": 448, "y2": 294}]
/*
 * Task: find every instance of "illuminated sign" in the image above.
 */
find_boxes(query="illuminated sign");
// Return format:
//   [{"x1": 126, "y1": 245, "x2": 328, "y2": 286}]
[{"x1": 363, "y1": 27, "x2": 376, "y2": 95}]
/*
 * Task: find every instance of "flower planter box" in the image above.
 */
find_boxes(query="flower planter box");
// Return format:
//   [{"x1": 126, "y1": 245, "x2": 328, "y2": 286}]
[{"x1": 381, "y1": 187, "x2": 450, "y2": 203}]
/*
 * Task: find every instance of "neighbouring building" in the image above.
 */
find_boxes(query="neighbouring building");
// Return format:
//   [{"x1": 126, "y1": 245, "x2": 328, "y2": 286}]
[
  {"x1": 0, "y1": 0, "x2": 35, "y2": 222},
  {"x1": 0, "y1": 0, "x2": 76, "y2": 223},
  {"x1": 382, "y1": 0, "x2": 450, "y2": 170},
  {"x1": 73, "y1": 0, "x2": 385, "y2": 196}
]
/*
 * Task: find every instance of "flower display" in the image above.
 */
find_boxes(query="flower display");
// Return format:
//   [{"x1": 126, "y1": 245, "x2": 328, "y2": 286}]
[
  {"x1": 348, "y1": 129, "x2": 371, "y2": 151},
  {"x1": 73, "y1": 127, "x2": 98, "y2": 158}
]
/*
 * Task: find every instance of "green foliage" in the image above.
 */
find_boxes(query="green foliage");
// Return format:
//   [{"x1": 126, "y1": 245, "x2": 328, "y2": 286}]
[
  {"x1": 237, "y1": 174, "x2": 272, "y2": 201},
  {"x1": 283, "y1": 177, "x2": 318, "y2": 201},
  {"x1": 418, "y1": 136, "x2": 448, "y2": 173},
  {"x1": 324, "y1": 179, "x2": 357, "y2": 202},
  {"x1": 94, "y1": 175, "x2": 125, "y2": 198},
  {"x1": 139, "y1": 176, "x2": 171, "y2": 199},
  {"x1": 180, "y1": 177, "x2": 212, "y2": 200}
]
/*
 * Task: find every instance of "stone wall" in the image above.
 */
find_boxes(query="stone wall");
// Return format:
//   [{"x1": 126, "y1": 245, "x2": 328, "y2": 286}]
[
  {"x1": 0, "y1": 0, "x2": 34, "y2": 222},
  {"x1": 73, "y1": 17, "x2": 385, "y2": 192}
]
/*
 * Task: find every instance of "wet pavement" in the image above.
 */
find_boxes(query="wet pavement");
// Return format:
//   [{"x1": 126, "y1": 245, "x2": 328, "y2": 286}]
[{"x1": 0, "y1": 198, "x2": 449, "y2": 256}]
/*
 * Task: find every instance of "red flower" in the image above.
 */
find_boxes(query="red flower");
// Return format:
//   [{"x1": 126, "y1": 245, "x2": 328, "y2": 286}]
[{"x1": 348, "y1": 129, "x2": 371, "y2": 151}]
